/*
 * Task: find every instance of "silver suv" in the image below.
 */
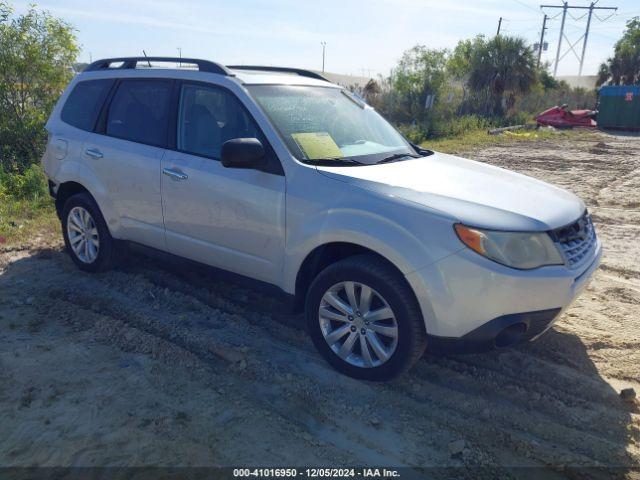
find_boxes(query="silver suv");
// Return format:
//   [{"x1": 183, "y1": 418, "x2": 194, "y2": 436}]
[{"x1": 42, "y1": 57, "x2": 601, "y2": 380}]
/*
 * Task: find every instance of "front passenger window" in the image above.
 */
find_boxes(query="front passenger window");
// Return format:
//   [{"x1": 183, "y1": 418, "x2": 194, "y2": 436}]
[{"x1": 177, "y1": 84, "x2": 259, "y2": 159}]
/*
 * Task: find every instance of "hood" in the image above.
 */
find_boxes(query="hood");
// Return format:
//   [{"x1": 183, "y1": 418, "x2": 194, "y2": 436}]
[{"x1": 316, "y1": 152, "x2": 585, "y2": 231}]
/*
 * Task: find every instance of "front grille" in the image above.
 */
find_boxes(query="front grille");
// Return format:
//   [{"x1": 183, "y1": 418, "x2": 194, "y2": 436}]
[{"x1": 549, "y1": 212, "x2": 597, "y2": 269}]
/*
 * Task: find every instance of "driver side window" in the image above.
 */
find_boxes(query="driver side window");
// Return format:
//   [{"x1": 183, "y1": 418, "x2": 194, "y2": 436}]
[{"x1": 177, "y1": 84, "x2": 259, "y2": 159}]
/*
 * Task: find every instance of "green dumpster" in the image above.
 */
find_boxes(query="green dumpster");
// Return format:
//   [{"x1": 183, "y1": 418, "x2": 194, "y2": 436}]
[{"x1": 597, "y1": 85, "x2": 640, "y2": 131}]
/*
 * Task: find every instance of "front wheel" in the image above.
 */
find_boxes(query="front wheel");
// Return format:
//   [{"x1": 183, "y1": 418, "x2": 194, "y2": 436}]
[{"x1": 305, "y1": 255, "x2": 427, "y2": 381}]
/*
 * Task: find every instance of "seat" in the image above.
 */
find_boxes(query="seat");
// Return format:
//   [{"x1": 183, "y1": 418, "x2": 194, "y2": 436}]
[{"x1": 183, "y1": 104, "x2": 221, "y2": 158}]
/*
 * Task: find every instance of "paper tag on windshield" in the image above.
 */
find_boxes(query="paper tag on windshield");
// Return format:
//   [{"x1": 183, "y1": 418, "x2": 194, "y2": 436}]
[{"x1": 291, "y1": 132, "x2": 343, "y2": 160}]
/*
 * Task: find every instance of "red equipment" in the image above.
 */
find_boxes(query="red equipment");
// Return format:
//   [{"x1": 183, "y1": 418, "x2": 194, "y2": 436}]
[{"x1": 536, "y1": 104, "x2": 597, "y2": 128}]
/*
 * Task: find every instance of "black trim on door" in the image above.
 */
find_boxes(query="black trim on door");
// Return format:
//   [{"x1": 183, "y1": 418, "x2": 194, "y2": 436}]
[
  {"x1": 166, "y1": 80, "x2": 181, "y2": 151},
  {"x1": 93, "y1": 79, "x2": 120, "y2": 134}
]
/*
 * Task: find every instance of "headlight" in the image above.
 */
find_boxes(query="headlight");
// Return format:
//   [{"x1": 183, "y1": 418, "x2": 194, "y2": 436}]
[{"x1": 454, "y1": 224, "x2": 564, "y2": 269}]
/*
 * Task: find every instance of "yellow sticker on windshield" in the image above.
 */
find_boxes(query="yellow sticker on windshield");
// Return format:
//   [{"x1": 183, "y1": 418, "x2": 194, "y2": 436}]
[{"x1": 291, "y1": 132, "x2": 343, "y2": 160}]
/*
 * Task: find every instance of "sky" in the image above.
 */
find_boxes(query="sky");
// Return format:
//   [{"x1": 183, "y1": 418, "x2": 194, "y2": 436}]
[{"x1": 10, "y1": 0, "x2": 640, "y2": 78}]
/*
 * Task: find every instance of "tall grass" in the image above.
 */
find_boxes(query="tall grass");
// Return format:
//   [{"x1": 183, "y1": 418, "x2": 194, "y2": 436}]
[
  {"x1": 0, "y1": 162, "x2": 49, "y2": 200},
  {"x1": 0, "y1": 163, "x2": 55, "y2": 244},
  {"x1": 396, "y1": 114, "x2": 536, "y2": 145}
]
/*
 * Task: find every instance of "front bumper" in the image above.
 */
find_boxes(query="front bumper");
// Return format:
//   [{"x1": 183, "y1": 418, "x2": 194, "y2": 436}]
[
  {"x1": 405, "y1": 238, "x2": 602, "y2": 350},
  {"x1": 426, "y1": 308, "x2": 561, "y2": 354}
]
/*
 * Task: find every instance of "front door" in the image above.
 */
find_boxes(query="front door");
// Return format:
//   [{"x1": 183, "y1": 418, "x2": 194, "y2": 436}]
[{"x1": 161, "y1": 82, "x2": 285, "y2": 284}]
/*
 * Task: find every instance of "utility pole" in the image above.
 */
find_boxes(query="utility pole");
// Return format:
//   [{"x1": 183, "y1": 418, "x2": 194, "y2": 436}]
[
  {"x1": 321, "y1": 41, "x2": 326, "y2": 72},
  {"x1": 578, "y1": 4, "x2": 594, "y2": 76},
  {"x1": 177, "y1": 47, "x2": 182, "y2": 67},
  {"x1": 496, "y1": 17, "x2": 503, "y2": 36},
  {"x1": 537, "y1": 14, "x2": 548, "y2": 68},
  {"x1": 541, "y1": 2, "x2": 617, "y2": 76},
  {"x1": 553, "y1": 2, "x2": 567, "y2": 76}
]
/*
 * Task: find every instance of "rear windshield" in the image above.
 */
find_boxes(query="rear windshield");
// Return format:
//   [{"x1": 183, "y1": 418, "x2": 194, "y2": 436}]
[{"x1": 61, "y1": 79, "x2": 114, "y2": 131}]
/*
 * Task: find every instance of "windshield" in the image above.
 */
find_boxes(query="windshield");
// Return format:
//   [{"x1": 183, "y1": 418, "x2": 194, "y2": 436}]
[{"x1": 247, "y1": 85, "x2": 416, "y2": 165}]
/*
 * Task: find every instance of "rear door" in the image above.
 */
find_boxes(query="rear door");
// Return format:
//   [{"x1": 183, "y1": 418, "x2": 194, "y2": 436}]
[
  {"x1": 161, "y1": 82, "x2": 286, "y2": 284},
  {"x1": 82, "y1": 78, "x2": 173, "y2": 250}
]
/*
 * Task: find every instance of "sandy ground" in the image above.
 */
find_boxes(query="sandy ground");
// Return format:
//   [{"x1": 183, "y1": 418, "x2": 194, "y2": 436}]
[{"x1": 1, "y1": 130, "x2": 639, "y2": 478}]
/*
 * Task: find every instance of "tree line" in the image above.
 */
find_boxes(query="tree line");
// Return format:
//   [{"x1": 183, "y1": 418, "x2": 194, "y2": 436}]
[
  {"x1": 366, "y1": 17, "x2": 640, "y2": 143},
  {"x1": 0, "y1": 1, "x2": 76, "y2": 199},
  {"x1": 598, "y1": 17, "x2": 640, "y2": 86},
  {"x1": 0, "y1": 2, "x2": 639, "y2": 199},
  {"x1": 368, "y1": 37, "x2": 581, "y2": 142}
]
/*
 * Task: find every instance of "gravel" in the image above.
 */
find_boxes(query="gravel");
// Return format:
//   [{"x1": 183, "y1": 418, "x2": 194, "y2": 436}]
[{"x1": 0, "y1": 130, "x2": 638, "y2": 476}]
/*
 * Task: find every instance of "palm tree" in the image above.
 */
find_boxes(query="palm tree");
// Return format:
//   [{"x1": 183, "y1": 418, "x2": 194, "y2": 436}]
[
  {"x1": 597, "y1": 18, "x2": 640, "y2": 86},
  {"x1": 467, "y1": 36, "x2": 537, "y2": 116}
]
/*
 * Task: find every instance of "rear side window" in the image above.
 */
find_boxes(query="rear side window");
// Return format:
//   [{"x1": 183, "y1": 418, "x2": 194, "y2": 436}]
[
  {"x1": 106, "y1": 79, "x2": 172, "y2": 147},
  {"x1": 60, "y1": 79, "x2": 114, "y2": 131}
]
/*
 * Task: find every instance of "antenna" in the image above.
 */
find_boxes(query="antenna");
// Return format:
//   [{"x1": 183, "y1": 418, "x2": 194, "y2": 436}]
[
  {"x1": 321, "y1": 41, "x2": 327, "y2": 73},
  {"x1": 142, "y1": 50, "x2": 152, "y2": 67}
]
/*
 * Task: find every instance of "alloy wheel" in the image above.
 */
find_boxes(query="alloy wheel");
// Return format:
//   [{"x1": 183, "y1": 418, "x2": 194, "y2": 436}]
[
  {"x1": 67, "y1": 206, "x2": 100, "y2": 264},
  {"x1": 318, "y1": 281, "x2": 398, "y2": 368}
]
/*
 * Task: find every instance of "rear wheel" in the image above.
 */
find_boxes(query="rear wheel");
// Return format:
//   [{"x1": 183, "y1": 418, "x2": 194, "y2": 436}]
[
  {"x1": 305, "y1": 255, "x2": 427, "y2": 380},
  {"x1": 61, "y1": 193, "x2": 117, "y2": 272}
]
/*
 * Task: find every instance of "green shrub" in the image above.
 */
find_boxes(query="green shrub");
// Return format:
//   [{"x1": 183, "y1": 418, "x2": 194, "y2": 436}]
[
  {"x1": 0, "y1": 2, "x2": 78, "y2": 173},
  {"x1": 396, "y1": 115, "x2": 514, "y2": 142},
  {"x1": 502, "y1": 111, "x2": 534, "y2": 126},
  {"x1": 0, "y1": 162, "x2": 48, "y2": 200},
  {"x1": 430, "y1": 115, "x2": 492, "y2": 138},
  {"x1": 397, "y1": 124, "x2": 428, "y2": 144}
]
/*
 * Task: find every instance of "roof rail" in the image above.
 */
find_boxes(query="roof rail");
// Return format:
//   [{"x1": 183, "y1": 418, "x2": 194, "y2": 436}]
[
  {"x1": 84, "y1": 57, "x2": 233, "y2": 76},
  {"x1": 227, "y1": 65, "x2": 329, "y2": 82}
]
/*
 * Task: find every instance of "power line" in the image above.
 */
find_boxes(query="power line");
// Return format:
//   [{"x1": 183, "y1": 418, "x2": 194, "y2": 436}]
[
  {"x1": 589, "y1": 32, "x2": 622, "y2": 43},
  {"x1": 510, "y1": 0, "x2": 540, "y2": 13},
  {"x1": 541, "y1": 1, "x2": 617, "y2": 76},
  {"x1": 593, "y1": 12, "x2": 616, "y2": 22}
]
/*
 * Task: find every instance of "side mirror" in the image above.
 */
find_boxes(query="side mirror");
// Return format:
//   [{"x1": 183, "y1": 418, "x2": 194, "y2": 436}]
[{"x1": 221, "y1": 138, "x2": 266, "y2": 169}]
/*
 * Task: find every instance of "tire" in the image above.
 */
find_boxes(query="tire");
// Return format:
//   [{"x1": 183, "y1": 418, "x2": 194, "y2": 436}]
[
  {"x1": 305, "y1": 254, "x2": 427, "y2": 381},
  {"x1": 61, "y1": 192, "x2": 118, "y2": 272}
]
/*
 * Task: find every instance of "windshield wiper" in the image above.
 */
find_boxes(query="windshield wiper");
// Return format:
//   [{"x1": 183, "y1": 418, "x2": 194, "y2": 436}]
[
  {"x1": 303, "y1": 157, "x2": 368, "y2": 166},
  {"x1": 410, "y1": 143, "x2": 435, "y2": 157},
  {"x1": 376, "y1": 153, "x2": 421, "y2": 164}
]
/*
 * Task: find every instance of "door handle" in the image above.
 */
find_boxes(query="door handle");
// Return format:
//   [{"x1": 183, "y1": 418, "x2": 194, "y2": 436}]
[
  {"x1": 163, "y1": 167, "x2": 188, "y2": 181},
  {"x1": 85, "y1": 148, "x2": 103, "y2": 159}
]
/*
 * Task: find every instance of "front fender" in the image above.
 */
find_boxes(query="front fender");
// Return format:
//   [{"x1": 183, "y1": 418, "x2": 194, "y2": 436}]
[{"x1": 282, "y1": 196, "x2": 460, "y2": 295}]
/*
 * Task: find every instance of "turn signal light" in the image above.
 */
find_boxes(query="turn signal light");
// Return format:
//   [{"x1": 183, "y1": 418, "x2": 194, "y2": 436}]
[{"x1": 454, "y1": 224, "x2": 486, "y2": 255}]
